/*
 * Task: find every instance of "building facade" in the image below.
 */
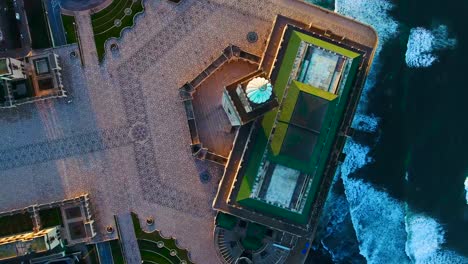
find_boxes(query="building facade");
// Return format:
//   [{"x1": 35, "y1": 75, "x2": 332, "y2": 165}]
[{"x1": 0, "y1": 52, "x2": 66, "y2": 108}]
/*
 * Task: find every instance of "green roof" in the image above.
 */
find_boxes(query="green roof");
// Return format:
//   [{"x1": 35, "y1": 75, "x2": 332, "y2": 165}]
[
  {"x1": 236, "y1": 29, "x2": 362, "y2": 224},
  {"x1": 294, "y1": 31, "x2": 361, "y2": 59},
  {"x1": 216, "y1": 212, "x2": 237, "y2": 230},
  {"x1": 269, "y1": 81, "x2": 338, "y2": 173}
]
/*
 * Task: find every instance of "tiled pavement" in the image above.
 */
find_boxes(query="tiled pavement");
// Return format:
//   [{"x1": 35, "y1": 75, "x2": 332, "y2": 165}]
[
  {"x1": 116, "y1": 213, "x2": 141, "y2": 264},
  {"x1": 0, "y1": 1, "x2": 376, "y2": 263}
]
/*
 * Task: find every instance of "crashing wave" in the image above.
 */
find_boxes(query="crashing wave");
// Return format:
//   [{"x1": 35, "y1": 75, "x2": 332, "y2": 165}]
[
  {"x1": 340, "y1": 139, "x2": 372, "y2": 177},
  {"x1": 405, "y1": 211, "x2": 445, "y2": 262},
  {"x1": 352, "y1": 114, "x2": 380, "y2": 133},
  {"x1": 335, "y1": 0, "x2": 398, "y2": 112},
  {"x1": 405, "y1": 209, "x2": 468, "y2": 264},
  {"x1": 340, "y1": 140, "x2": 410, "y2": 263},
  {"x1": 465, "y1": 177, "x2": 468, "y2": 204},
  {"x1": 405, "y1": 25, "x2": 457, "y2": 68}
]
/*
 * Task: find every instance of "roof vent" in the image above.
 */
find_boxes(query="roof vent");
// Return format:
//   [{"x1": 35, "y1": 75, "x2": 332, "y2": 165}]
[{"x1": 246, "y1": 77, "x2": 273, "y2": 104}]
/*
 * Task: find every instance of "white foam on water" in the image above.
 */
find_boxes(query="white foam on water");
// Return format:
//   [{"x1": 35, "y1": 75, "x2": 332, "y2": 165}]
[
  {"x1": 405, "y1": 209, "x2": 468, "y2": 264},
  {"x1": 405, "y1": 211, "x2": 445, "y2": 262},
  {"x1": 405, "y1": 27, "x2": 437, "y2": 68},
  {"x1": 336, "y1": 0, "x2": 398, "y2": 112},
  {"x1": 465, "y1": 177, "x2": 468, "y2": 205},
  {"x1": 405, "y1": 25, "x2": 457, "y2": 68},
  {"x1": 340, "y1": 139, "x2": 372, "y2": 177},
  {"x1": 340, "y1": 140, "x2": 411, "y2": 263},
  {"x1": 352, "y1": 114, "x2": 380, "y2": 133}
]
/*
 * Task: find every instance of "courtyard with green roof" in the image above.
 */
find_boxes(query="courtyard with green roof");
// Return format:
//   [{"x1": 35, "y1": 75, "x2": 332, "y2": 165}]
[{"x1": 236, "y1": 29, "x2": 362, "y2": 224}]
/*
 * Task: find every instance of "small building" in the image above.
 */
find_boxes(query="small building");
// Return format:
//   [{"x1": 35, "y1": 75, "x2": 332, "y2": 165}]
[
  {"x1": 0, "y1": 52, "x2": 66, "y2": 108},
  {"x1": 222, "y1": 70, "x2": 278, "y2": 126},
  {"x1": 0, "y1": 58, "x2": 26, "y2": 81},
  {"x1": 0, "y1": 227, "x2": 62, "y2": 262}
]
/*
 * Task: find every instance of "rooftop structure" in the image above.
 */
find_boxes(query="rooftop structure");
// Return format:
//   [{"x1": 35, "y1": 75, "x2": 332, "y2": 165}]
[
  {"x1": 0, "y1": 58, "x2": 26, "y2": 80},
  {"x1": 0, "y1": 52, "x2": 66, "y2": 108},
  {"x1": 233, "y1": 29, "x2": 362, "y2": 224},
  {"x1": 209, "y1": 14, "x2": 374, "y2": 263},
  {"x1": 0, "y1": 227, "x2": 62, "y2": 261},
  {"x1": 222, "y1": 70, "x2": 278, "y2": 126}
]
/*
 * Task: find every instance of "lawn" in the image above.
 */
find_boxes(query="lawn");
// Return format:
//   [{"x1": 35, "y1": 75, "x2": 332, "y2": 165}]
[
  {"x1": 139, "y1": 240, "x2": 179, "y2": 264},
  {"x1": 39, "y1": 207, "x2": 63, "y2": 228},
  {"x1": 91, "y1": 0, "x2": 145, "y2": 62},
  {"x1": 0, "y1": 213, "x2": 34, "y2": 237},
  {"x1": 23, "y1": 0, "x2": 52, "y2": 49},
  {"x1": 110, "y1": 239, "x2": 125, "y2": 264},
  {"x1": 61, "y1": 15, "x2": 77, "y2": 44},
  {"x1": 131, "y1": 213, "x2": 193, "y2": 264}
]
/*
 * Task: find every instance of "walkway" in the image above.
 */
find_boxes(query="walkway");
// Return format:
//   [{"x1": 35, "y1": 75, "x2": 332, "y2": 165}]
[
  {"x1": 116, "y1": 213, "x2": 141, "y2": 263},
  {"x1": 74, "y1": 11, "x2": 99, "y2": 66}
]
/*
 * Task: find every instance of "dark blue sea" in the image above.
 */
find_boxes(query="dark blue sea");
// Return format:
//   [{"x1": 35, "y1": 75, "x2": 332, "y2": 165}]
[{"x1": 305, "y1": 0, "x2": 468, "y2": 263}]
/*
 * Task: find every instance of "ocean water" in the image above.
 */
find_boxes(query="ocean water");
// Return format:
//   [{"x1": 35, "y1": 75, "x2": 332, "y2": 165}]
[{"x1": 306, "y1": 0, "x2": 468, "y2": 263}]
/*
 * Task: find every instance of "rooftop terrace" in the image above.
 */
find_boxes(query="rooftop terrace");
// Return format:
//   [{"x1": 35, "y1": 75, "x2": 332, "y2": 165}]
[{"x1": 192, "y1": 60, "x2": 258, "y2": 157}]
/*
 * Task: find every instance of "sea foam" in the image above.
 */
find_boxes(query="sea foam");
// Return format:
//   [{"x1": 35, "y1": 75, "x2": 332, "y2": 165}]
[
  {"x1": 340, "y1": 140, "x2": 411, "y2": 264},
  {"x1": 405, "y1": 25, "x2": 457, "y2": 68},
  {"x1": 465, "y1": 177, "x2": 468, "y2": 204},
  {"x1": 352, "y1": 114, "x2": 380, "y2": 133},
  {"x1": 335, "y1": 0, "x2": 398, "y2": 112},
  {"x1": 405, "y1": 209, "x2": 468, "y2": 264},
  {"x1": 405, "y1": 211, "x2": 445, "y2": 262}
]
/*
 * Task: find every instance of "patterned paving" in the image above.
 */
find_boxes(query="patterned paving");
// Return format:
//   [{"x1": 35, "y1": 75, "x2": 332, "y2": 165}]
[
  {"x1": 0, "y1": 126, "x2": 131, "y2": 170},
  {"x1": 0, "y1": 1, "x2": 376, "y2": 263}
]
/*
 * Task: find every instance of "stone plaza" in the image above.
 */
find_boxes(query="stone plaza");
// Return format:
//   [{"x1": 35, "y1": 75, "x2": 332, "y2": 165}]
[{"x1": 0, "y1": 0, "x2": 377, "y2": 263}]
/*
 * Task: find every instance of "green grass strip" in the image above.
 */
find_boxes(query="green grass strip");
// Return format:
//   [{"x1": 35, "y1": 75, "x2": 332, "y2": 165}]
[
  {"x1": 61, "y1": 15, "x2": 77, "y2": 44},
  {"x1": 92, "y1": 0, "x2": 144, "y2": 62},
  {"x1": 92, "y1": 0, "x2": 127, "y2": 21},
  {"x1": 92, "y1": 0, "x2": 133, "y2": 33},
  {"x1": 131, "y1": 213, "x2": 194, "y2": 263},
  {"x1": 140, "y1": 249, "x2": 174, "y2": 264},
  {"x1": 110, "y1": 239, "x2": 125, "y2": 264}
]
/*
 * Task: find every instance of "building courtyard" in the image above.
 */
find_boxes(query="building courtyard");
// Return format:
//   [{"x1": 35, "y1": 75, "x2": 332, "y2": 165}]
[{"x1": 0, "y1": 0, "x2": 377, "y2": 263}]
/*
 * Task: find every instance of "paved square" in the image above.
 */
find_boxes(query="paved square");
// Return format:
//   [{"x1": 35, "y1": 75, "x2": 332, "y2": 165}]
[{"x1": 0, "y1": 0, "x2": 376, "y2": 263}]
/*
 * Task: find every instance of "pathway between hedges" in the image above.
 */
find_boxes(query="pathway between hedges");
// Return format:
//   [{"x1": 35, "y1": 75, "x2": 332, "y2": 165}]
[
  {"x1": 75, "y1": 11, "x2": 100, "y2": 66},
  {"x1": 116, "y1": 213, "x2": 142, "y2": 263}
]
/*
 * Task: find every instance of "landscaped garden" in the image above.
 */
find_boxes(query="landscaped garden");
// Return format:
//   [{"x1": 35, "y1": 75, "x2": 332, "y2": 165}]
[
  {"x1": 110, "y1": 239, "x2": 125, "y2": 264},
  {"x1": 61, "y1": 15, "x2": 77, "y2": 44},
  {"x1": 131, "y1": 213, "x2": 193, "y2": 264},
  {"x1": 91, "y1": 0, "x2": 145, "y2": 61}
]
